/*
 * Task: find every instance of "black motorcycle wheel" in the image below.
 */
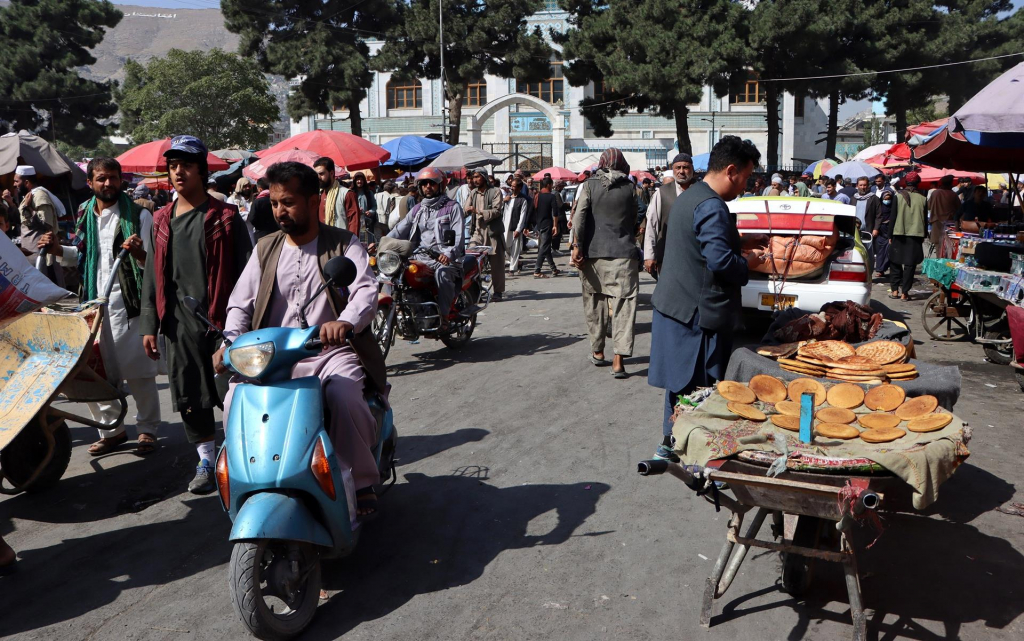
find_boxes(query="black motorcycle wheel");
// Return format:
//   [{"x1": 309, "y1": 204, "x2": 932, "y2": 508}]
[
  {"x1": 229, "y1": 540, "x2": 321, "y2": 641},
  {"x1": 441, "y1": 290, "x2": 476, "y2": 350},
  {"x1": 983, "y1": 328, "x2": 1014, "y2": 366},
  {"x1": 373, "y1": 304, "x2": 394, "y2": 360},
  {"x1": 0, "y1": 418, "x2": 72, "y2": 493}
]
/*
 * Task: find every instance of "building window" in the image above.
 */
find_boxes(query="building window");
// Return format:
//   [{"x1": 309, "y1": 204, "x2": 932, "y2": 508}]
[
  {"x1": 465, "y1": 79, "x2": 487, "y2": 107},
  {"x1": 332, "y1": 103, "x2": 349, "y2": 113},
  {"x1": 794, "y1": 95, "x2": 805, "y2": 118},
  {"x1": 593, "y1": 80, "x2": 611, "y2": 104},
  {"x1": 387, "y1": 78, "x2": 422, "y2": 110},
  {"x1": 542, "y1": 0, "x2": 559, "y2": 10},
  {"x1": 731, "y1": 72, "x2": 762, "y2": 105},
  {"x1": 517, "y1": 62, "x2": 563, "y2": 104}
]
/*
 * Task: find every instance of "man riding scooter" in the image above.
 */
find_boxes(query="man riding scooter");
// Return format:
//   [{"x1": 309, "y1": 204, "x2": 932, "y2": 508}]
[
  {"x1": 371, "y1": 167, "x2": 465, "y2": 332},
  {"x1": 216, "y1": 161, "x2": 387, "y2": 516}
]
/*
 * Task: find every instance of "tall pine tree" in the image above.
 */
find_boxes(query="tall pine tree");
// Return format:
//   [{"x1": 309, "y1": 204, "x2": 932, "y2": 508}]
[
  {"x1": 372, "y1": 0, "x2": 554, "y2": 144},
  {"x1": 222, "y1": 1, "x2": 395, "y2": 137},
  {"x1": 0, "y1": 0, "x2": 121, "y2": 147},
  {"x1": 557, "y1": 0, "x2": 748, "y2": 155}
]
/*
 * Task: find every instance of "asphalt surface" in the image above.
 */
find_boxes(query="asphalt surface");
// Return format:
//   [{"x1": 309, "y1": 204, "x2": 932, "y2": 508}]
[{"x1": 2, "y1": 255, "x2": 1023, "y2": 641}]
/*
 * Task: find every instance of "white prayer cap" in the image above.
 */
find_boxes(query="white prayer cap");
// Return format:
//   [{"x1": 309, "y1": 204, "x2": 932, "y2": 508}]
[
  {"x1": 771, "y1": 173, "x2": 783, "y2": 184},
  {"x1": 15, "y1": 165, "x2": 36, "y2": 176}
]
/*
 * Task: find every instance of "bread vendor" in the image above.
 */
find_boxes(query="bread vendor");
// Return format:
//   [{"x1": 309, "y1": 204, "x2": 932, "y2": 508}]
[{"x1": 648, "y1": 136, "x2": 764, "y2": 462}]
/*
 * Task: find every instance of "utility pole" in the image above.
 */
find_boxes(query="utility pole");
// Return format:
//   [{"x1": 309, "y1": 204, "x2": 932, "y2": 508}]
[{"x1": 438, "y1": 0, "x2": 447, "y2": 143}]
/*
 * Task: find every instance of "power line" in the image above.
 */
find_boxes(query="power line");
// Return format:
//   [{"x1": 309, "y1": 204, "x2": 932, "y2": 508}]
[{"x1": 760, "y1": 51, "x2": 1024, "y2": 82}]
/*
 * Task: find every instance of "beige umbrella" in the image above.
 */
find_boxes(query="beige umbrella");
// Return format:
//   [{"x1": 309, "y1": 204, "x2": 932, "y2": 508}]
[{"x1": 0, "y1": 130, "x2": 88, "y2": 189}]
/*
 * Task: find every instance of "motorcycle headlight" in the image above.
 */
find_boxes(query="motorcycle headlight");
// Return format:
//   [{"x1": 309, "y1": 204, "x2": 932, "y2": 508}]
[
  {"x1": 377, "y1": 251, "x2": 402, "y2": 277},
  {"x1": 228, "y1": 342, "x2": 275, "y2": 378}
]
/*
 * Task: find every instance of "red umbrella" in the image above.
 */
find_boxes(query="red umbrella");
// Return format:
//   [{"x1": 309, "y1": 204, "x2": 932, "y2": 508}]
[
  {"x1": 140, "y1": 176, "x2": 173, "y2": 190},
  {"x1": 258, "y1": 130, "x2": 389, "y2": 171},
  {"x1": 116, "y1": 138, "x2": 230, "y2": 173},
  {"x1": 531, "y1": 166, "x2": 577, "y2": 181},
  {"x1": 914, "y1": 166, "x2": 985, "y2": 189},
  {"x1": 906, "y1": 118, "x2": 948, "y2": 141},
  {"x1": 630, "y1": 170, "x2": 657, "y2": 183},
  {"x1": 242, "y1": 148, "x2": 321, "y2": 181}
]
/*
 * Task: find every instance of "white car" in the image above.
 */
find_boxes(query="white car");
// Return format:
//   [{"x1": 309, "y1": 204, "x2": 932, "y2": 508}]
[{"x1": 729, "y1": 197, "x2": 873, "y2": 314}]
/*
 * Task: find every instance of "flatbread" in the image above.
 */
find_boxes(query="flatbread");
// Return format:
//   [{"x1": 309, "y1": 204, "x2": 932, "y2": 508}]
[
  {"x1": 827, "y1": 369, "x2": 886, "y2": 378},
  {"x1": 780, "y1": 365, "x2": 827, "y2": 377},
  {"x1": 787, "y1": 378, "x2": 826, "y2": 405},
  {"x1": 895, "y1": 395, "x2": 939, "y2": 420},
  {"x1": 798, "y1": 340, "x2": 856, "y2": 362},
  {"x1": 718, "y1": 381, "x2": 756, "y2": 404},
  {"x1": 907, "y1": 412, "x2": 953, "y2": 433},
  {"x1": 815, "y1": 407, "x2": 856, "y2": 424},
  {"x1": 774, "y1": 400, "x2": 802, "y2": 416},
  {"x1": 794, "y1": 356, "x2": 836, "y2": 367},
  {"x1": 825, "y1": 383, "x2": 865, "y2": 409},
  {"x1": 858, "y1": 413, "x2": 902, "y2": 429},
  {"x1": 756, "y1": 342, "x2": 803, "y2": 359},
  {"x1": 830, "y1": 355, "x2": 881, "y2": 371},
  {"x1": 815, "y1": 422, "x2": 860, "y2": 439},
  {"x1": 749, "y1": 375, "x2": 788, "y2": 403},
  {"x1": 727, "y1": 402, "x2": 766, "y2": 422},
  {"x1": 856, "y1": 340, "x2": 906, "y2": 365},
  {"x1": 770, "y1": 414, "x2": 802, "y2": 431},
  {"x1": 860, "y1": 427, "x2": 907, "y2": 443},
  {"x1": 882, "y1": 363, "x2": 916, "y2": 374},
  {"x1": 826, "y1": 375, "x2": 885, "y2": 385},
  {"x1": 778, "y1": 358, "x2": 827, "y2": 371},
  {"x1": 886, "y1": 372, "x2": 918, "y2": 381},
  {"x1": 864, "y1": 384, "x2": 906, "y2": 411}
]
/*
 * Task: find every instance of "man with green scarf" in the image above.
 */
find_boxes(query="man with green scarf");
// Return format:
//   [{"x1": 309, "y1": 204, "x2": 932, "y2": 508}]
[{"x1": 41, "y1": 158, "x2": 162, "y2": 455}]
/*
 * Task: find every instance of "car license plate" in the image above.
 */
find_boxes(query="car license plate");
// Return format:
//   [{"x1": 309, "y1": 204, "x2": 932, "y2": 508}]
[{"x1": 761, "y1": 294, "x2": 797, "y2": 309}]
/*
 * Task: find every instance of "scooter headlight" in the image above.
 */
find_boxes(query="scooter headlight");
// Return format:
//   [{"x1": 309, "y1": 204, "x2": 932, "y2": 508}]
[
  {"x1": 228, "y1": 341, "x2": 275, "y2": 378},
  {"x1": 377, "y1": 251, "x2": 402, "y2": 277}
]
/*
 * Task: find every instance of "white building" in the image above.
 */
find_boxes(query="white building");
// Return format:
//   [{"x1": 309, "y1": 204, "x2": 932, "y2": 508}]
[{"x1": 290, "y1": 5, "x2": 832, "y2": 172}]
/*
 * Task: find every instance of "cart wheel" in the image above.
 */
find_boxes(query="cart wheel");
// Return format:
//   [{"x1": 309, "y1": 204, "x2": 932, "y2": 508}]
[
  {"x1": 781, "y1": 515, "x2": 823, "y2": 597},
  {"x1": 1016, "y1": 369, "x2": 1024, "y2": 394},
  {"x1": 921, "y1": 290, "x2": 972, "y2": 341},
  {"x1": 983, "y1": 328, "x2": 1014, "y2": 366},
  {"x1": 0, "y1": 419, "x2": 72, "y2": 493}
]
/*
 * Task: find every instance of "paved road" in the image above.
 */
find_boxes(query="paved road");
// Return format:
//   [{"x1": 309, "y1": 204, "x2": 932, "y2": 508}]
[{"x1": 2, "y1": 257, "x2": 1023, "y2": 641}]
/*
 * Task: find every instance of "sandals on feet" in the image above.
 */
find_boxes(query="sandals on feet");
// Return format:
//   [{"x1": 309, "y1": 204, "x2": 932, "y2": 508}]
[
  {"x1": 88, "y1": 433, "x2": 128, "y2": 456},
  {"x1": 136, "y1": 433, "x2": 158, "y2": 455},
  {"x1": 533, "y1": 273, "x2": 549, "y2": 279},
  {"x1": 887, "y1": 291, "x2": 901, "y2": 299},
  {"x1": 612, "y1": 368, "x2": 628, "y2": 379},
  {"x1": 590, "y1": 354, "x2": 611, "y2": 366},
  {"x1": 356, "y1": 488, "x2": 379, "y2": 519}
]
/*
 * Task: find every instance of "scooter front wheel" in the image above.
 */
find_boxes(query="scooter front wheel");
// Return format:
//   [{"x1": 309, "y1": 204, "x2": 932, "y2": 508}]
[{"x1": 229, "y1": 540, "x2": 321, "y2": 641}]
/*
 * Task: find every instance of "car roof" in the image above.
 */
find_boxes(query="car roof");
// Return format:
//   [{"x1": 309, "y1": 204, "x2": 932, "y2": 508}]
[{"x1": 729, "y1": 196, "x2": 858, "y2": 217}]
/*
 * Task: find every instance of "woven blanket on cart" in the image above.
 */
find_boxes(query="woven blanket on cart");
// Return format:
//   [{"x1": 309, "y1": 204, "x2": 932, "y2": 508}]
[
  {"x1": 922, "y1": 258, "x2": 958, "y2": 289},
  {"x1": 672, "y1": 392, "x2": 971, "y2": 510},
  {"x1": 725, "y1": 348, "x2": 961, "y2": 410}
]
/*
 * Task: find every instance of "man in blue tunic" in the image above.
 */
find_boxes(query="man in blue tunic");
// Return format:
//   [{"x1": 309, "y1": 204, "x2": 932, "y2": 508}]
[{"x1": 649, "y1": 136, "x2": 763, "y2": 462}]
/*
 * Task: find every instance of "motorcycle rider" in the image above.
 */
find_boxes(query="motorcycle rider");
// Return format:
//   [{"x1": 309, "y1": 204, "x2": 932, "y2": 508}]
[
  {"x1": 216, "y1": 161, "x2": 387, "y2": 517},
  {"x1": 376, "y1": 168, "x2": 465, "y2": 332}
]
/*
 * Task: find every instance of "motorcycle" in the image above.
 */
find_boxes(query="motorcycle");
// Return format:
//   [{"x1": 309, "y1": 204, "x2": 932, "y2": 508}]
[
  {"x1": 185, "y1": 256, "x2": 397, "y2": 641},
  {"x1": 374, "y1": 230, "x2": 491, "y2": 353}
]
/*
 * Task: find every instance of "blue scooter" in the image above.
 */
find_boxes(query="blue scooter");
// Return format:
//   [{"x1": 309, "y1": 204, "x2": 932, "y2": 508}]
[{"x1": 186, "y1": 256, "x2": 397, "y2": 640}]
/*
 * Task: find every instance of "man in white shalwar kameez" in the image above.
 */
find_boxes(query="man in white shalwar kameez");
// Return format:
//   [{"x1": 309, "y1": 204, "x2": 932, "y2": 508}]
[{"x1": 42, "y1": 158, "x2": 162, "y2": 454}]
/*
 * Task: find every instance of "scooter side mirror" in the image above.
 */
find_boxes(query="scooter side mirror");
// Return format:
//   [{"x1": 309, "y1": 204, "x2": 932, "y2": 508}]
[
  {"x1": 443, "y1": 229, "x2": 456, "y2": 247},
  {"x1": 324, "y1": 256, "x2": 357, "y2": 288}
]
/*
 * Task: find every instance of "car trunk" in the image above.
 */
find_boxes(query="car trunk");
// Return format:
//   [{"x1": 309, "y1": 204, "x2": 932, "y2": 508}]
[{"x1": 737, "y1": 212, "x2": 859, "y2": 282}]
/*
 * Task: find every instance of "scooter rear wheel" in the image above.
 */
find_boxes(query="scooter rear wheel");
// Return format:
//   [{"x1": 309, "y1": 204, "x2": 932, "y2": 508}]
[{"x1": 229, "y1": 540, "x2": 321, "y2": 641}]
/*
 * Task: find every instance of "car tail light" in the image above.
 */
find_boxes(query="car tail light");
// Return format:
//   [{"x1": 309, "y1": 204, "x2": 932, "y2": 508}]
[
  {"x1": 829, "y1": 262, "x2": 867, "y2": 282},
  {"x1": 216, "y1": 447, "x2": 230, "y2": 510},
  {"x1": 310, "y1": 438, "x2": 336, "y2": 500}
]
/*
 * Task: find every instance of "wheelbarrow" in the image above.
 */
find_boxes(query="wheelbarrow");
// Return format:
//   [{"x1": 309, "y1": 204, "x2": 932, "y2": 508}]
[
  {"x1": 638, "y1": 455, "x2": 920, "y2": 641},
  {"x1": 0, "y1": 250, "x2": 130, "y2": 494}
]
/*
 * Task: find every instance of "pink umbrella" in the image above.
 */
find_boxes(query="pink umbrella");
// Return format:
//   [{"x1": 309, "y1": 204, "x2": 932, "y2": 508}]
[
  {"x1": 243, "y1": 148, "x2": 322, "y2": 180},
  {"x1": 630, "y1": 170, "x2": 657, "y2": 183},
  {"x1": 116, "y1": 138, "x2": 230, "y2": 173},
  {"x1": 258, "y1": 130, "x2": 389, "y2": 170},
  {"x1": 915, "y1": 165, "x2": 985, "y2": 189},
  {"x1": 531, "y1": 166, "x2": 577, "y2": 181}
]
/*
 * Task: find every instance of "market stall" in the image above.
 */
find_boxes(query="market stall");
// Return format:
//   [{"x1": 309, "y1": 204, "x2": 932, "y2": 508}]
[{"x1": 639, "y1": 303, "x2": 969, "y2": 641}]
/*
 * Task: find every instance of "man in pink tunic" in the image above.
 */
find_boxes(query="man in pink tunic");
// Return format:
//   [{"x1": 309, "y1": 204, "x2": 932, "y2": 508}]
[{"x1": 218, "y1": 161, "x2": 386, "y2": 515}]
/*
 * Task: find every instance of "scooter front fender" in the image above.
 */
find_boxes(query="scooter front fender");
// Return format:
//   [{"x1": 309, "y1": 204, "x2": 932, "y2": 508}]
[{"x1": 229, "y1": 492, "x2": 333, "y2": 547}]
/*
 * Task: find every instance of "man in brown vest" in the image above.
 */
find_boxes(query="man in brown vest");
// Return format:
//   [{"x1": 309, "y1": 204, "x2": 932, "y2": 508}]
[
  {"x1": 217, "y1": 161, "x2": 387, "y2": 516},
  {"x1": 642, "y1": 153, "x2": 695, "y2": 277}
]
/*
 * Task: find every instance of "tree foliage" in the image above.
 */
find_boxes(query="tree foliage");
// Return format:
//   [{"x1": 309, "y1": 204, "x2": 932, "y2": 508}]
[
  {"x1": 222, "y1": 0, "x2": 394, "y2": 137},
  {"x1": 115, "y1": 49, "x2": 279, "y2": 149},
  {"x1": 0, "y1": 0, "x2": 121, "y2": 147},
  {"x1": 557, "y1": 0, "x2": 749, "y2": 155},
  {"x1": 373, "y1": 0, "x2": 554, "y2": 144}
]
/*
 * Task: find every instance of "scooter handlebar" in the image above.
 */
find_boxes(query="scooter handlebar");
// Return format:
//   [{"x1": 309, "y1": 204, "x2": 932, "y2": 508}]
[{"x1": 303, "y1": 329, "x2": 355, "y2": 352}]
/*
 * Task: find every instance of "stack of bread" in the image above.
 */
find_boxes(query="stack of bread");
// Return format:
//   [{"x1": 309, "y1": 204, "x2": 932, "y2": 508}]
[{"x1": 765, "y1": 339, "x2": 916, "y2": 383}]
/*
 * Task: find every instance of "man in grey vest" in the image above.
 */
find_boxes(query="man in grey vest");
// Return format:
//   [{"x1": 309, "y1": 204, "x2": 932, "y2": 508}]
[
  {"x1": 642, "y1": 152, "x2": 695, "y2": 277},
  {"x1": 648, "y1": 137, "x2": 764, "y2": 462}
]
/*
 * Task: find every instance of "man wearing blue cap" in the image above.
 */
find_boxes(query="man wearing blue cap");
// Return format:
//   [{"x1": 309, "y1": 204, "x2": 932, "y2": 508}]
[{"x1": 139, "y1": 135, "x2": 253, "y2": 494}]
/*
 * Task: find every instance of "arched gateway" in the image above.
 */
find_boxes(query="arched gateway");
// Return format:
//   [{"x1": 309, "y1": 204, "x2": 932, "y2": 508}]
[{"x1": 465, "y1": 93, "x2": 566, "y2": 168}]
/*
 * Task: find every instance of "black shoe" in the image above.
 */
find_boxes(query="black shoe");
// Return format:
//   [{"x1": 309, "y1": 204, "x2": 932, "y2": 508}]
[
  {"x1": 188, "y1": 463, "x2": 216, "y2": 495},
  {"x1": 492, "y1": 293, "x2": 503, "y2": 302}
]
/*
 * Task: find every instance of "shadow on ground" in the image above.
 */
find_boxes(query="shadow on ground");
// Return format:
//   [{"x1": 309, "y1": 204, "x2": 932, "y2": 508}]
[{"x1": 387, "y1": 332, "x2": 584, "y2": 376}]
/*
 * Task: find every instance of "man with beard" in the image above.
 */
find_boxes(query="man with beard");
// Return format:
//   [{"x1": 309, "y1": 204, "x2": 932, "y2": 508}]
[
  {"x1": 313, "y1": 157, "x2": 360, "y2": 235},
  {"x1": 40, "y1": 158, "x2": 162, "y2": 455},
  {"x1": 927, "y1": 175, "x2": 961, "y2": 255},
  {"x1": 465, "y1": 168, "x2": 505, "y2": 301},
  {"x1": 503, "y1": 176, "x2": 532, "y2": 274},
  {"x1": 849, "y1": 176, "x2": 874, "y2": 228},
  {"x1": 13, "y1": 165, "x2": 66, "y2": 285},
  {"x1": 218, "y1": 161, "x2": 386, "y2": 516},
  {"x1": 887, "y1": 172, "x2": 927, "y2": 301},
  {"x1": 643, "y1": 152, "x2": 695, "y2": 277},
  {"x1": 140, "y1": 135, "x2": 253, "y2": 494},
  {"x1": 379, "y1": 167, "x2": 466, "y2": 332}
]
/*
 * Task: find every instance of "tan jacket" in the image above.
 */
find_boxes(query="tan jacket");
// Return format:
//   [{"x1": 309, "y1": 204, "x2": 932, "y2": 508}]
[{"x1": 467, "y1": 187, "x2": 504, "y2": 251}]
